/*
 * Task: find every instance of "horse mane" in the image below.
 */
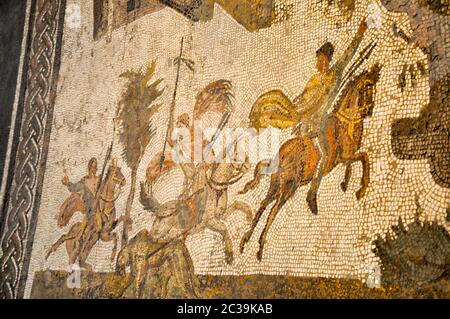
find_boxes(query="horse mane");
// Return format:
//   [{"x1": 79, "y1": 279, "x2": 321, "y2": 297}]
[{"x1": 332, "y1": 63, "x2": 382, "y2": 114}]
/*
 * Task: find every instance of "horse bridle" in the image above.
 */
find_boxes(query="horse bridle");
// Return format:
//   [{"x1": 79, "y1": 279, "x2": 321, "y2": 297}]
[
  {"x1": 100, "y1": 164, "x2": 124, "y2": 203},
  {"x1": 336, "y1": 79, "x2": 374, "y2": 140}
]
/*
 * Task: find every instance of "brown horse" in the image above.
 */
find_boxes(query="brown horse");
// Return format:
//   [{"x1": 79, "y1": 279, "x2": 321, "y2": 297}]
[
  {"x1": 46, "y1": 162, "x2": 128, "y2": 270},
  {"x1": 239, "y1": 64, "x2": 382, "y2": 261}
]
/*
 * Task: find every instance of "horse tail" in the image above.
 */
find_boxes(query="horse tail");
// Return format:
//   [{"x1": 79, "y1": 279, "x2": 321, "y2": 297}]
[
  {"x1": 239, "y1": 160, "x2": 272, "y2": 195},
  {"x1": 224, "y1": 200, "x2": 254, "y2": 223}
]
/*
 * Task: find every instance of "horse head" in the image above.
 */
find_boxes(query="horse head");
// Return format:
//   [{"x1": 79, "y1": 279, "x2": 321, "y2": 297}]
[
  {"x1": 101, "y1": 160, "x2": 126, "y2": 203},
  {"x1": 106, "y1": 160, "x2": 126, "y2": 188},
  {"x1": 356, "y1": 63, "x2": 382, "y2": 118},
  {"x1": 194, "y1": 80, "x2": 234, "y2": 119},
  {"x1": 338, "y1": 63, "x2": 382, "y2": 122}
]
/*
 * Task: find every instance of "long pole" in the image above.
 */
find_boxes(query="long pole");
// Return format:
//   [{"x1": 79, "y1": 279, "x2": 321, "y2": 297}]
[{"x1": 160, "y1": 37, "x2": 185, "y2": 171}]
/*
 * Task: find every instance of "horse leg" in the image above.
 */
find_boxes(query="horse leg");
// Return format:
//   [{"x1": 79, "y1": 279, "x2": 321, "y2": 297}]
[
  {"x1": 307, "y1": 118, "x2": 338, "y2": 215},
  {"x1": 306, "y1": 174, "x2": 322, "y2": 215},
  {"x1": 355, "y1": 152, "x2": 370, "y2": 200},
  {"x1": 46, "y1": 233, "x2": 75, "y2": 260},
  {"x1": 307, "y1": 135, "x2": 332, "y2": 215},
  {"x1": 78, "y1": 233, "x2": 99, "y2": 272},
  {"x1": 240, "y1": 181, "x2": 278, "y2": 254},
  {"x1": 60, "y1": 224, "x2": 84, "y2": 265},
  {"x1": 117, "y1": 215, "x2": 133, "y2": 231},
  {"x1": 257, "y1": 181, "x2": 297, "y2": 261},
  {"x1": 148, "y1": 249, "x2": 174, "y2": 298},
  {"x1": 340, "y1": 163, "x2": 352, "y2": 192},
  {"x1": 79, "y1": 258, "x2": 93, "y2": 272},
  {"x1": 135, "y1": 261, "x2": 149, "y2": 298},
  {"x1": 66, "y1": 239, "x2": 79, "y2": 266},
  {"x1": 239, "y1": 160, "x2": 271, "y2": 195},
  {"x1": 224, "y1": 201, "x2": 253, "y2": 224},
  {"x1": 159, "y1": 270, "x2": 171, "y2": 298},
  {"x1": 101, "y1": 230, "x2": 118, "y2": 263},
  {"x1": 207, "y1": 219, "x2": 234, "y2": 265}
]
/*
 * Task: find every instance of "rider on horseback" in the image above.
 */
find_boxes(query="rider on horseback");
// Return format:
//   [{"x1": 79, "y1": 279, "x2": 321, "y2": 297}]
[
  {"x1": 62, "y1": 157, "x2": 100, "y2": 230},
  {"x1": 294, "y1": 19, "x2": 368, "y2": 214},
  {"x1": 168, "y1": 112, "x2": 209, "y2": 231}
]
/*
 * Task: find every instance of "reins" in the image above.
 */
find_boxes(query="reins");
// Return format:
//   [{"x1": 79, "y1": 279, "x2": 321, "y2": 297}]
[{"x1": 336, "y1": 78, "x2": 374, "y2": 140}]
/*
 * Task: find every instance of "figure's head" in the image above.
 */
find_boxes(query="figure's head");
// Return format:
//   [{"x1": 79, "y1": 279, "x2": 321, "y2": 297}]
[
  {"x1": 176, "y1": 113, "x2": 190, "y2": 128},
  {"x1": 88, "y1": 157, "x2": 98, "y2": 176},
  {"x1": 316, "y1": 42, "x2": 334, "y2": 73}
]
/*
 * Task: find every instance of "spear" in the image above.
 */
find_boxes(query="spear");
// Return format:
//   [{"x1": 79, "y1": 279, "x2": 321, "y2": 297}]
[
  {"x1": 159, "y1": 37, "x2": 195, "y2": 173},
  {"x1": 324, "y1": 41, "x2": 377, "y2": 115},
  {"x1": 94, "y1": 117, "x2": 118, "y2": 202},
  {"x1": 339, "y1": 41, "x2": 377, "y2": 92}
]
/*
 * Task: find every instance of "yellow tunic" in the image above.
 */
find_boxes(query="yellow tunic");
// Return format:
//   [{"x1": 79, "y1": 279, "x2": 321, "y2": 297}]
[
  {"x1": 294, "y1": 69, "x2": 337, "y2": 136},
  {"x1": 248, "y1": 30, "x2": 365, "y2": 133}
]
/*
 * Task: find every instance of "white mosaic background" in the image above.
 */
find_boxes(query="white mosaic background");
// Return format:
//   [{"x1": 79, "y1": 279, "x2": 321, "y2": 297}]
[{"x1": 25, "y1": 0, "x2": 450, "y2": 297}]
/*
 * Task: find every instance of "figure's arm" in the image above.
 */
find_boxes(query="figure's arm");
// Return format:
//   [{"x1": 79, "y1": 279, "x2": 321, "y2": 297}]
[
  {"x1": 167, "y1": 112, "x2": 176, "y2": 148},
  {"x1": 334, "y1": 19, "x2": 368, "y2": 77},
  {"x1": 63, "y1": 177, "x2": 83, "y2": 193},
  {"x1": 319, "y1": 20, "x2": 368, "y2": 117}
]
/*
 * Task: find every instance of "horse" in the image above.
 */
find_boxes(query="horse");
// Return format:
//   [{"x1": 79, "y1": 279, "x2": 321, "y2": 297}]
[
  {"x1": 116, "y1": 158, "x2": 251, "y2": 298},
  {"x1": 46, "y1": 162, "x2": 128, "y2": 271},
  {"x1": 140, "y1": 158, "x2": 253, "y2": 265},
  {"x1": 239, "y1": 64, "x2": 382, "y2": 261}
]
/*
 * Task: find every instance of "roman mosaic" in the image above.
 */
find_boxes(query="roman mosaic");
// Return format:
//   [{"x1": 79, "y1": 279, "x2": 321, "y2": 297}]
[{"x1": 0, "y1": 0, "x2": 449, "y2": 298}]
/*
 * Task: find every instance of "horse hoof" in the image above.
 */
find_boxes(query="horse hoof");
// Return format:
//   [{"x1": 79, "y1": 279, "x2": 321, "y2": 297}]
[
  {"x1": 225, "y1": 252, "x2": 234, "y2": 265},
  {"x1": 356, "y1": 189, "x2": 365, "y2": 200},
  {"x1": 306, "y1": 192, "x2": 318, "y2": 215},
  {"x1": 308, "y1": 203, "x2": 318, "y2": 215},
  {"x1": 256, "y1": 249, "x2": 263, "y2": 262},
  {"x1": 240, "y1": 232, "x2": 251, "y2": 254}
]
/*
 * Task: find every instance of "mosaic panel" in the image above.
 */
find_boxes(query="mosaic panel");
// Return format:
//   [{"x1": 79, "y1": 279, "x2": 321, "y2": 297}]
[{"x1": 1, "y1": 0, "x2": 449, "y2": 298}]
